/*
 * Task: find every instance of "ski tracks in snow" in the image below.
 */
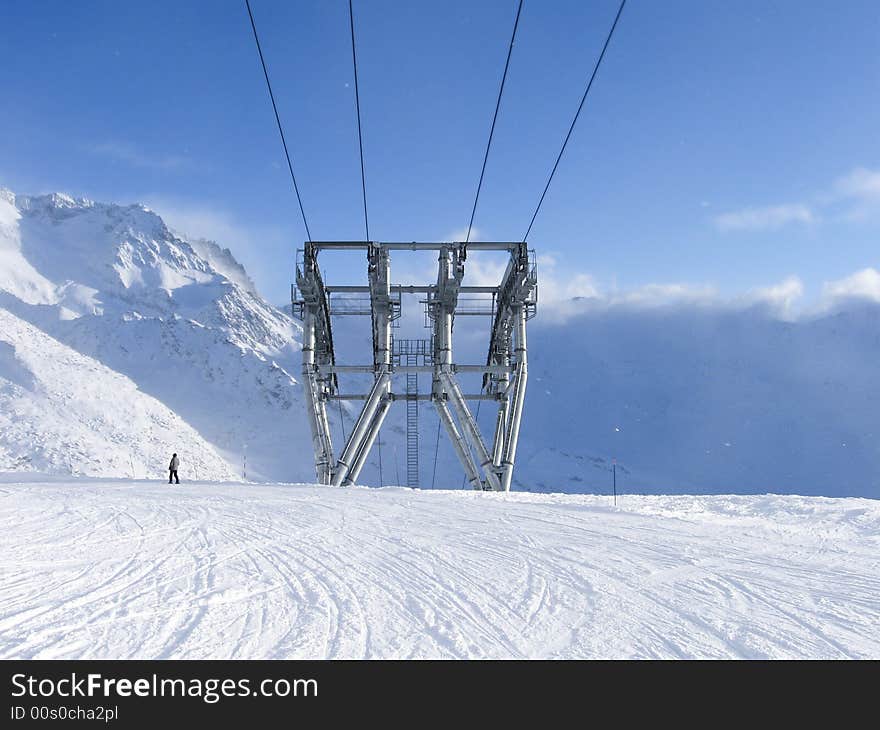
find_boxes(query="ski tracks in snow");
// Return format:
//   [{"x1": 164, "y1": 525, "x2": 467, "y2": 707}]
[{"x1": 0, "y1": 481, "x2": 878, "y2": 659}]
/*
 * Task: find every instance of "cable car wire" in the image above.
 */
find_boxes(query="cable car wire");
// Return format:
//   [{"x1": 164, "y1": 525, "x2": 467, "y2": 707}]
[
  {"x1": 465, "y1": 0, "x2": 524, "y2": 244},
  {"x1": 349, "y1": 0, "x2": 370, "y2": 241},
  {"x1": 522, "y1": 0, "x2": 626, "y2": 242},
  {"x1": 244, "y1": 0, "x2": 313, "y2": 241},
  {"x1": 430, "y1": 417, "x2": 441, "y2": 489}
]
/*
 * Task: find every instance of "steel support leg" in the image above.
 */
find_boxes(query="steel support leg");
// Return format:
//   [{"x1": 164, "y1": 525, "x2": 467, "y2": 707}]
[
  {"x1": 491, "y1": 398, "x2": 508, "y2": 470},
  {"x1": 501, "y1": 307, "x2": 528, "y2": 492},
  {"x1": 435, "y1": 397, "x2": 483, "y2": 490},
  {"x1": 440, "y1": 372, "x2": 502, "y2": 491},
  {"x1": 302, "y1": 309, "x2": 334, "y2": 484},
  {"x1": 344, "y1": 396, "x2": 392, "y2": 485},
  {"x1": 342, "y1": 242, "x2": 395, "y2": 487},
  {"x1": 491, "y1": 348, "x2": 511, "y2": 473},
  {"x1": 331, "y1": 371, "x2": 391, "y2": 486}
]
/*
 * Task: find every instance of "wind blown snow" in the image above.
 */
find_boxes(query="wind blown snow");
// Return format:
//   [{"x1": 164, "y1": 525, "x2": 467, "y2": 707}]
[{"x1": 1, "y1": 479, "x2": 877, "y2": 659}]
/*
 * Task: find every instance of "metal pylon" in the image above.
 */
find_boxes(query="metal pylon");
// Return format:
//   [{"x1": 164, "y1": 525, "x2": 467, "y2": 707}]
[{"x1": 293, "y1": 241, "x2": 536, "y2": 491}]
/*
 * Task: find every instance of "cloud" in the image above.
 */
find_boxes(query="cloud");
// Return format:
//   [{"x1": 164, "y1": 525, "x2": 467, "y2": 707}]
[
  {"x1": 612, "y1": 283, "x2": 717, "y2": 307},
  {"x1": 740, "y1": 276, "x2": 804, "y2": 319},
  {"x1": 540, "y1": 268, "x2": 880, "y2": 324},
  {"x1": 459, "y1": 253, "x2": 506, "y2": 287},
  {"x1": 746, "y1": 276, "x2": 804, "y2": 305},
  {"x1": 833, "y1": 168, "x2": 880, "y2": 202},
  {"x1": 414, "y1": 251, "x2": 880, "y2": 327},
  {"x1": 445, "y1": 226, "x2": 483, "y2": 243},
  {"x1": 90, "y1": 142, "x2": 193, "y2": 171},
  {"x1": 714, "y1": 204, "x2": 815, "y2": 232},
  {"x1": 523, "y1": 256, "x2": 718, "y2": 322},
  {"x1": 714, "y1": 166, "x2": 880, "y2": 232},
  {"x1": 829, "y1": 168, "x2": 880, "y2": 222},
  {"x1": 821, "y1": 268, "x2": 880, "y2": 306}
]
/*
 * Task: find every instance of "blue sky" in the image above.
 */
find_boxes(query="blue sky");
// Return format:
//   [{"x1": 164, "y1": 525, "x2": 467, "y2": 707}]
[{"x1": 2, "y1": 0, "x2": 878, "y2": 305}]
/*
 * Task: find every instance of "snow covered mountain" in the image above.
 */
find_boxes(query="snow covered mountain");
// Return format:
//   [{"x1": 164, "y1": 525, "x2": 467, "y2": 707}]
[
  {"x1": 0, "y1": 186, "x2": 877, "y2": 497},
  {"x1": 0, "y1": 188, "x2": 318, "y2": 481}
]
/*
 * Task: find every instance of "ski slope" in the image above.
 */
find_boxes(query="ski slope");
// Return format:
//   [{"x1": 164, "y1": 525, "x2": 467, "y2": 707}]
[
  {"x1": 0, "y1": 309, "x2": 238, "y2": 480},
  {"x1": 1, "y1": 479, "x2": 878, "y2": 659}
]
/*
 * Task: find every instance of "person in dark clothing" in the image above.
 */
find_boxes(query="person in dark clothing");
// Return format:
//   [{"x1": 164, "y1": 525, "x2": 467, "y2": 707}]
[{"x1": 169, "y1": 453, "x2": 180, "y2": 484}]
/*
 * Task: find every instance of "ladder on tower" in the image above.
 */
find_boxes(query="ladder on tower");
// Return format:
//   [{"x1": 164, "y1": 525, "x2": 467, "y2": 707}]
[
  {"x1": 393, "y1": 338, "x2": 431, "y2": 488},
  {"x1": 405, "y1": 355, "x2": 419, "y2": 488}
]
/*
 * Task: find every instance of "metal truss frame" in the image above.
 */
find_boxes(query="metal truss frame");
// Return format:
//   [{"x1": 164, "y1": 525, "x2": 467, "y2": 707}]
[{"x1": 293, "y1": 241, "x2": 537, "y2": 491}]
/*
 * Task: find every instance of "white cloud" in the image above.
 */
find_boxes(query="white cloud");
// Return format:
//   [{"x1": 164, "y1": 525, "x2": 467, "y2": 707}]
[
  {"x1": 613, "y1": 283, "x2": 717, "y2": 307},
  {"x1": 714, "y1": 166, "x2": 880, "y2": 232},
  {"x1": 90, "y1": 142, "x2": 193, "y2": 171},
  {"x1": 714, "y1": 204, "x2": 815, "y2": 232},
  {"x1": 529, "y1": 257, "x2": 717, "y2": 322},
  {"x1": 822, "y1": 268, "x2": 880, "y2": 305},
  {"x1": 747, "y1": 276, "x2": 804, "y2": 305},
  {"x1": 829, "y1": 168, "x2": 880, "y2": 222},
  {"x1": 445, "y1": 226, "x2": 483, "y2": 243},
  {"x1": 547, "y1": 269, "x2": 880, "y2": 321},
  {"x1": 833, "y1": 168, "x2": 880, "y2": 202},
  {"x1": 480, "y1": 264, "x2": 880, "y2": 323},
  {"x1": 460, "y1": 253, "x2": 506, "y2": 287},
  {"x1": 536, "y1": 280, "x2": 719, "y2": 324},
  {"x1": 739, "y1": 276, "x2": 804, "y2": 319}
]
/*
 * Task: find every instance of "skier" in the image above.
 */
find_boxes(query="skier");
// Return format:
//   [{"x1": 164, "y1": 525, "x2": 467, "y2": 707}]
[{"x1": 168, "y1": 453, "x2": 180, "y2": 484}]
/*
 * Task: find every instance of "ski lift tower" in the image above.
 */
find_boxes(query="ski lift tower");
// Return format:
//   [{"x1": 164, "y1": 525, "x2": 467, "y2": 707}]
[{"x1": 293, "y1": 241, "x2": 537, "y2": 491}]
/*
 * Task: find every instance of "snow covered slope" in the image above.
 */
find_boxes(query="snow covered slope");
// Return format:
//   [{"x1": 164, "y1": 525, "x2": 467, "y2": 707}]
[
  {"x1": 0, "y1": 310, "x2": 236, "y2": 480},
  {"x1": 1, "y1": 479, "x2": 877, "y2": 659},
  {"x1": 0, "y1": 188, "x2": 318, "y2": 481}
]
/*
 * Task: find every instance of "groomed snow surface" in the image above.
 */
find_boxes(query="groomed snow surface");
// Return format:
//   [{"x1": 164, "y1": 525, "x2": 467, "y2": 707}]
[{"x1": 2, "y1": 479, "x2": 878, "y2": 659}]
